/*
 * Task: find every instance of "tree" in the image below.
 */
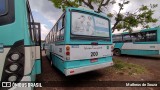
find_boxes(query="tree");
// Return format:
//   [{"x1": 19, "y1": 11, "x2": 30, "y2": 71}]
[{"x1": 50, "y1": 0, "x2": 158, "y2": 33}]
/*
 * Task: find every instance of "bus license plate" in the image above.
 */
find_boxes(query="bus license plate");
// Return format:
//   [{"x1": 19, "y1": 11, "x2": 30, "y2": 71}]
[{"x1": 90, "y1": 58, "x2": 98, "y2": 63}]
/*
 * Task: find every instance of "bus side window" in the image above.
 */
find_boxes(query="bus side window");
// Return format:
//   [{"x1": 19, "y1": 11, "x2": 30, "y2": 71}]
[
  {"x1": 52, "y1": 29, "x2": 54, "y2": 42},
  {"x1": 136, "y1": 32, "x2": 146, "y2": 42},
  {"x1": 34, "y1": 23, "x2": 41, "y2": 45},
  {"x1": 131, "y1": 33, "x2": 137, "y2": 42},
  {"x1": 57, "y1": 19, "x2": 62, "y2": 41},
  {"x1": 146, "y1": 31, "x2": 157, "y2": 41},
  {"x1": 55, "y1": 24, "x2": 59, "y2": 41},
  {"x1": 49, "y1": 32, "x2": 51, "y2": 43},
  {"x1": 123, "y1": 34, "x2": 132, "y2": 42},
  {"x1": 61, "y1": 15, "x2": 65, "y2": 40},
  {"x1": 54, "y1": 25, "x2": 57, "y2": 41},
  {"x1": 113, "y1": 35, "x2": 122, "y2": 43},
  {"x1": 57, "y1": 15, "x2": 65, "y2": 41}
]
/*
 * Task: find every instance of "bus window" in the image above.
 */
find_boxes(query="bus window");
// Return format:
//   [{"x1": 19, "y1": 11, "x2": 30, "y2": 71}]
[
  {"x1": 60, "y1": 15, "x2": 65, "y2": 40},
  {"x1": 71, "y1": 11, "x2": 110, "y2": 40},
  {"x1": 51, "y1": 30, "x2": 54, "y2": 42},
  {"x1": 58, "y1": 19, "x2": 62, "y2": 30},
  {"x1": 60, "y1": 28, "x2": 64, "y2": 40},
  {"x1": 57, "y1": 15, "x2": 65, "y2": 41},
  {"x1": 50, "y1": 31, "x2": 52, "y2": 42},
  {"x1": 146, "y1": 31, "x2": 157, "y2": 41},
  {"x1": 136, "y1": 32, "x2": 146, "y2": 42},
  {"x1": 0, "y1": 0, "x2": 7, "y2": 15},
  {"x1": 123, "y1": 34, "x2": 132, "y2": 42},
  {"x1": 130, "y1": 33, "x2": 138, "y2": 42},
  {"x1": 113, "y1": 35, "x2": 122, "y2": 43},
  {"x1": 0, "y1": 0, "x2": 15, "y2": 25}
]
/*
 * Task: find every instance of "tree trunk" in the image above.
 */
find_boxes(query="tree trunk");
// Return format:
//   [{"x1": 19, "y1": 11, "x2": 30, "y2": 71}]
[{"x1": 112, "y1": 20, "x2": 120, "y2": 33}]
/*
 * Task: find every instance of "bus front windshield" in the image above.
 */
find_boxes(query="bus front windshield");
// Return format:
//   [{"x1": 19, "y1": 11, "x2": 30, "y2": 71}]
[
  {"x1": 0, "y1": 0, "x2": 7, "y2": 16},
  {"x1": 71, "y1": 11, "x2": 110, "y2": 40}
]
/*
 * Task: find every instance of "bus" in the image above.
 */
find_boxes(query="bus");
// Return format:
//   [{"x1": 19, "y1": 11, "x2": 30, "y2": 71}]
[
  {"x1": 0, "y1": 0, "x2": 41, "y2": 89},
  {"x1": 45, "y1": 7, "x2": 113, "y2": 76},
  {"x1": 113, "y1": 27, "x2": 160, "y2": 56}
]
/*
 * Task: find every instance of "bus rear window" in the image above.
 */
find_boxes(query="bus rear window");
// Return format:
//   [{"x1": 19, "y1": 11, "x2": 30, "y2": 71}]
[
  {"x1": 71, "y1": 11, "x2": 110, "y2": 38},
  {"x1": 0, "y1": 0, "x2": 7, "y2": 16}
]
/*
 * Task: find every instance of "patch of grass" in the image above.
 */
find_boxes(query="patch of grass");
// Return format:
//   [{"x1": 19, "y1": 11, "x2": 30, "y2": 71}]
[{"x1": 112, "y1": 59, "x2": 147, "y2": 76}]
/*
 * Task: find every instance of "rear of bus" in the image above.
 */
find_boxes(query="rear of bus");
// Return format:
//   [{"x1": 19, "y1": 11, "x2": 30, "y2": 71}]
[
  {"x1": 64, "y1": 8, "x2": 113, "y2": 76},
  {"x1": 0, "y1": 0, "x2": 41, "y2": 89}
]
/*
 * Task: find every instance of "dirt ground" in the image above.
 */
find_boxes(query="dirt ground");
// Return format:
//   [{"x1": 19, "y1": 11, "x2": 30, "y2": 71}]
[
  {"x1": 115, "y1": 55, "x2": 160, "y2": 81},
  {"x1": 35, "y1": 51, "x2": 160, "y2": 90}
]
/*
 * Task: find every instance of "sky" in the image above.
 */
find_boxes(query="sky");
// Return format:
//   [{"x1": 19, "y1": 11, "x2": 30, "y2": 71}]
[{"x1": 29, "y1": 0, "x2": 160, "y2": 40}]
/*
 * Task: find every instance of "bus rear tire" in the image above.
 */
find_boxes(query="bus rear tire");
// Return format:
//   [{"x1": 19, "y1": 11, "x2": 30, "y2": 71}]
[{"x1": 114, "y1": 49, "x2": 121, "y2": 56}]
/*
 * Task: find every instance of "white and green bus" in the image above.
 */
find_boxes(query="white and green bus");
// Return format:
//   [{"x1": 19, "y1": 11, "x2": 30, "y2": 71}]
[
  {"x1": 45, "y1": 7, "x2": 113, "y2": 76},
  {"x1": 113, "y1": 27, "x2": 160, "y2": 56},
  {"x1": 0, "y1": 0, "x2": 41, "y2": 89}
]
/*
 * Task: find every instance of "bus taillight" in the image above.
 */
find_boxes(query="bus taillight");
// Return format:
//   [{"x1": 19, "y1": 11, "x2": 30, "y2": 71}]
[
  {"x1": 1, "y1": 40, "x2": 24, "y2": 83},
  {"x1": 66, "y1": 46, "x2": 70, "y2": 50},
  {"x1": 111, "y1": 46, "x2": 114, "y2": 50},
  {"x1": 10, "y1": 53, "x2": 20, "y2": 61},
  {"x1": 111, "y1": 46, "x2": 114, "y2": 52},
  {"x1": 9, "y1": 63, "x2": 19, "y2": 72},
  {"x1": 66, "y1": 52, "x2": 70, "y2": 55},
  {"x1": 66, "y1": 46, "x2": 70, "y2": 60}
]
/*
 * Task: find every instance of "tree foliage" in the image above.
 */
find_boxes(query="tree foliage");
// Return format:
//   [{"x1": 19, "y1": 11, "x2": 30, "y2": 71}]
[{"x1": 50, "y1": 0, "x2": 158, "y2": 33}]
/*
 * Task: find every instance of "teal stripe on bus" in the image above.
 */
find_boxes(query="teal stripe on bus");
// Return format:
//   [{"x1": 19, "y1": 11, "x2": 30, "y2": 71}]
[
  {"x1": 114, "y1": 43, "x2": 124, "y2": 49},
  {"x1": 121, "y1": 49, "x2": 159, "y2": 55}
]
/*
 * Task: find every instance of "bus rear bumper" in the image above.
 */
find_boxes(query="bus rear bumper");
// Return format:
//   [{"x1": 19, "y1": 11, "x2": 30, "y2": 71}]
[{"x1": 64, "y1": 61, "x2": 114, "y2": 76}]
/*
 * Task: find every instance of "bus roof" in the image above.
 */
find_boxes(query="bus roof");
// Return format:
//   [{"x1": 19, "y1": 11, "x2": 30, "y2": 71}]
[
  {"x1": 113, "y1": 27, "x2": 160, "y2": 35},
  {"x1": 66, "y1": 7, "x2": 110, "y2": 20}
]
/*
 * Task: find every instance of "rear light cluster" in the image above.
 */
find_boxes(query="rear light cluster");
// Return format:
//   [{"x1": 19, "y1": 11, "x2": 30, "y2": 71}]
[
  {"x1": 66, "y1": 46, "x2": 70, "y2": 60},
  {"x1": 1, "y1": 40, "x2": 24, "y2": 83},
  {"x1": 111, "y1": 46, "x2": 114, "y2": 52}
]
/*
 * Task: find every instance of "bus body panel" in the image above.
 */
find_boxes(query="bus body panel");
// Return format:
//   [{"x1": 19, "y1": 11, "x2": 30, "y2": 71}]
[
  {"x1": 0, "y1": 0, "x2": 25, "y2": 45},
  {"x1": 64, "y1": 56, "x2": 113, "y2": 69},
  {"x1": 69, "y1": 45, "x2": 112, "y2": 60},
  {"x1": 52, "y1": 45, "x2": 112, "y2": 61},
  {"x1": 121, "y1": 43, "x2": 160, "y2": 50},
  {"x1": 51, "y1": 53, "x2": 113, "y2": 76},
  {"x1": 64, "y1": 61, "x2": 113, "y2": 76},
  {"x1": 113, "y1": 43, "x2": 123, "y2": 49},
  {"x1": 0, "y1": 0, "x2": 26, "y2": 82},
  {"x1": 121, "y1": 43, "x2": 160, "y2": 55}
]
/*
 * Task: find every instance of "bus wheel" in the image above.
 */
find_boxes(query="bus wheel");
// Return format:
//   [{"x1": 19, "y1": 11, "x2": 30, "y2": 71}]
[{"x1": 114, "y1": 49, "x2": 121, "y2": 56}]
